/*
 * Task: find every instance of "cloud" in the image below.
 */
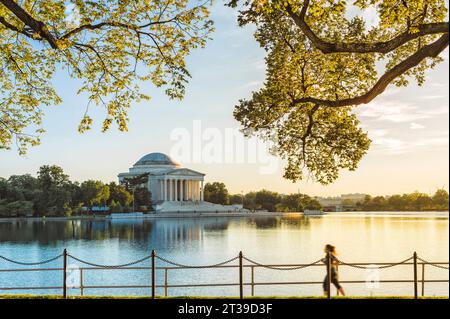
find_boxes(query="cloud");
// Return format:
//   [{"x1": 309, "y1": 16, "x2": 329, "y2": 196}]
[
  {"x1": 369, "y1": 129, "x2": 390, "y2": 137},
  {"x1": 371, "y1": 132, "x2": 449, "y2": 154},
  {"x1": 419, "y1": 95, "x2": 447, "y2": 100},
  {"x1": 379, "y1": 113, "x2": 430, "y2": 123},
  {"x1": 430, "y1": 82, "x2": 448, "y2": 88},
  {"x1": 414, "y1": 138, "x2": 449, "y2": 147},
  {"x1": 372, "y1": 137, "x2": 408, "y2": 152},
  {"x1": 381, "y1": 87, "x2": 403, "y2": 97},
  {"x1": 357, "y1": 102, "x2": 428, "y2": 123},
  {"x1": 420, "y1": 105, "x2": 449, "y2": 116},
  {"x1": 410, "y1": 123, "x2": 426, "y2": 130},
  {"x1": 356, "y1": 101, "x2": 448, "y2": 123}
]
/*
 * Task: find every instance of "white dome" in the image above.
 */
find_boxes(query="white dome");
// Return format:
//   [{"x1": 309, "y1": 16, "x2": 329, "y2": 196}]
[{"x1": 134, "y1": 152, "x2": 180, "y2": 167}]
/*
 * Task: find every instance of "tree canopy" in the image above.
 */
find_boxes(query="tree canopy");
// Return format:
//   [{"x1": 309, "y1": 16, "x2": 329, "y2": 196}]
[
  {"x1": 229, "y1": 0, "x2": 449, "y2": 184},
  {"x1": 277, "y1": 193, "x2": 322, "y2": 211},
  {"x1": 0, "y1": 165, "x2": 143, "y2": 217},
  {"x1": 121, "y1": 173, "x2": 150, "y2": 191},
  {"x1": 80, "y1": 180, "x2": 110, "y2": 207},
  {"x1": 204, "y1": 182, "x2": 230, "y2": 205},
  {"x1": 0, "y1": 0, "x2": 213, "y2": 154},
  {"x1": 237, "y1": 189, "x2": 322, "y2": 211},
  {"x1": 359, "y1": 190, "x2": 449, "y2": 211}
]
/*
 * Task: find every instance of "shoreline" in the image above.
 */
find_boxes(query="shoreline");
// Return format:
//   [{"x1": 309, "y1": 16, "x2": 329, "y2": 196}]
[
  {"x1": 0, "y1": 211, "x2": 302, "y2": 222},
  {"x1": 0, "y1": 210, "x2": 448, "y2": 222}
]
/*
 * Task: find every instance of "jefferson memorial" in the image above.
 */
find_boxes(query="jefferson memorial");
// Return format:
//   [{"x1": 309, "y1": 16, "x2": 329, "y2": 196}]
[{"x1": 118, "y1": 152, "x2": 243, "y2": 213}]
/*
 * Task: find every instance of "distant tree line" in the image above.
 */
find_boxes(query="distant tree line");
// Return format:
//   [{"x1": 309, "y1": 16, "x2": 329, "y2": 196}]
[
  {"x1": 0, "y1": 165, "x2": 152, "y2": 217},
  {"x1": 1, "y1": 170, "x2": 447, "y2": 217},
  {"x1": 353, "y1": 190, "x2": 449, "y2": 212},
  {"x1": 203, "y1": 182, "x2": 449, "y2": 213},
  {"x1": 204, "y1": 182, "x2": 322, "y2": 212}
]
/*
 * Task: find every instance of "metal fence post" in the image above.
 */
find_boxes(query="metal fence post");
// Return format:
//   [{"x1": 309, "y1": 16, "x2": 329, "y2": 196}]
[
  {"x1": 80, "y1": 269, "x2": 84, "y2": 297},
  {"x1": 151, "y1": 250, "x2": 156, "y2": 299},
  {"x1": 421, "y1": 263, "x2": 426, "y2": 297},
  {"x1": 413, "y1": 252, "x2": 418, "y2": 299},
  {"x1": 239, "y1": 251, "x2": 243, "y2": 299},
  {"x1": 63, "y1": 249, "x2": 67, "y2": 299},
  {"x1": 326, "y1": 252, "x2": 332, "y2": 299},
  {"x1": 251, "y1": 265, "x2": 255, "y2": 297},
  {"x1": 164, "y1": 269, "x2": 169, "y2": 297}
]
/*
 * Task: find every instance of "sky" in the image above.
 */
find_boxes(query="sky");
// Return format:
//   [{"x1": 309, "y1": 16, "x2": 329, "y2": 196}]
[{"x1": 0, "y1": 1, "x2": 448, "y2": 197}]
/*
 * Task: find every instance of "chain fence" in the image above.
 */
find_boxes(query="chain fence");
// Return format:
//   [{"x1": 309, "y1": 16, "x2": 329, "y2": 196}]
[
  {"x1": 417, "y1": 257, "x2": 450, "y2": 270},
  {"x1": 0, "y1": 250, "x2": 448, "y2": 299},
  {"x1": 0, "y1": 254, "x2": 63, "y2": 266},
  {"x1": 242, "y1": 256, "x2": 324, "y2": 270},
  {"x1": 156, "y1": 255, "x2": 239, "y2": 268},
  {"x1": 335, "y1": 256, "x2": 415, "y2": 269},
  {"x1": 67, "y1": 254, "x2": 152, "y2": 269}
]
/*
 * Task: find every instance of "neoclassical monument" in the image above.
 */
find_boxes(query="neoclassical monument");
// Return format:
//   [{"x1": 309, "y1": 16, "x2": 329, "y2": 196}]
[{"x1": 118, "y1": 152, "x2": 242, "y2": 213}]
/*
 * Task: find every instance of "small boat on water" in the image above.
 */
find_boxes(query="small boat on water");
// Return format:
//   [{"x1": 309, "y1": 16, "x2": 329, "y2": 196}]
[{"x1": 303, "y1": 210, "x2": 327, "y2": 216}]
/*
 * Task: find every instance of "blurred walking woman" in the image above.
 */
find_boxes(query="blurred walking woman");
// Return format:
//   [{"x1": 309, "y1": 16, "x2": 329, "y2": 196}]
[{"x1": 323, "y1": 244, "x2": 345, "y2": 296}]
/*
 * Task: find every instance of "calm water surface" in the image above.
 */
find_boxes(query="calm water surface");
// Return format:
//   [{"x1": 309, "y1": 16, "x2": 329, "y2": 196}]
[{"x1": 0, "y1": 212, "x2": 448, "y2": 297}]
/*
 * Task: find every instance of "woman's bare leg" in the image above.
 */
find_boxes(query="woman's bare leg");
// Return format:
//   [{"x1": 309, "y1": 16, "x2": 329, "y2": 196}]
[{"x1": 338, "y1": 288, "x2": 345, "y2": 296}]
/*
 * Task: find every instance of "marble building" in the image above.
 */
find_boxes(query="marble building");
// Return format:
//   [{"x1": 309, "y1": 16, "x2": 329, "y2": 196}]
[{"x1": 118, "y1": 152, "x2": 243, "y2": 213}]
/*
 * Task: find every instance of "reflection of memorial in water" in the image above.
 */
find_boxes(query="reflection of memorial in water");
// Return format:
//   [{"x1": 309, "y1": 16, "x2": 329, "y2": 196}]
[
  {"x1": 0, "y1": 217, "x2": 314, "y2": 245},
  {"x1": 151, "y1": 218, "x2": 231, "y2": 244}
]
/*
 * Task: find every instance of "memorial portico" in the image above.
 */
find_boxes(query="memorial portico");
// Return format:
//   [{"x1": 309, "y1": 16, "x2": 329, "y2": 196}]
[
  {"x1": 118, "y1": 152, "x2": 205, "y2": 204},
  {"x1": 158, "y1": 173, "x2": 204, "y2": 203}
]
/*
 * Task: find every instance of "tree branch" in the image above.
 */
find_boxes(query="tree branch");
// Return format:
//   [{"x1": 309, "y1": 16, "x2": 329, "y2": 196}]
[
  {"x1": 0, "y1": 16, "x2": 32, "y2": 37},
  {"x1": 0, "y1": 0, "x2": 59, "y2": 49},
  {"x1": 301, "y1": 104, "x2": 320, "y2": 157},
  {"x1": 60, "y1": 20, "x2": 178, "y2": 40},
  {"x1": 286, "y1": 3, "x2": 448, "y2": 54},
  {"x1": 1, "y1": 0, "x2": 207, "y2": 53},
  {"x1": 293, "y1": 33, "x2": 449, "y2": 107}
]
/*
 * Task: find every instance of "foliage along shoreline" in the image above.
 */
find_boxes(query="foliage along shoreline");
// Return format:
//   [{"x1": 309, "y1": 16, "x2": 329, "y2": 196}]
[
  {"x1": 0, "y1": 165, "x2": 151, "y2": 218},
  {"x1": 203, "y1": 182, "x2": 449, "y2": 213},
  {"x1": 1, "y1": 166, "x2": 449, "y2": 218}
]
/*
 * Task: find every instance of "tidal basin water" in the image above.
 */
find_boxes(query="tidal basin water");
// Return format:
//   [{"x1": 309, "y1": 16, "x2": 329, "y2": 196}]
[{"x1": 0, "y1": 212, "x2": 448, "y2": 297}]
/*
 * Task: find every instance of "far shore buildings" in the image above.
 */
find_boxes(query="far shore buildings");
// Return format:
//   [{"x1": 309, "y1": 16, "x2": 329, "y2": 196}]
[
  {"x1": 118, "y1": 152, "x2": 244, "y2": 213},
  {"x1": 315, "y1": 193, "x2": 367, "y2": 212}
]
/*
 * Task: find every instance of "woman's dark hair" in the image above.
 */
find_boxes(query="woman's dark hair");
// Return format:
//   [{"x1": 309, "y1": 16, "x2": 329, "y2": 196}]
[{"x1": 325, "y1": 244, "x2": 337, "y2": 255}]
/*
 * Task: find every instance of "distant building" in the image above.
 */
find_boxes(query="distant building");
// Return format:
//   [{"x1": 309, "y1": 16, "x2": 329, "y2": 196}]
[
  {"x1": 118, "y1": 152, "x2": 247, "y2": 214},
  {"x1": 315, "y1": 193, "x2": 367, "y2": 212},
  {"x1": 340, "y1": 193, "x2": 367, "y2": 202},
  {"x1": 118, "y1": 152, "x2": 206, "y2": 204}
]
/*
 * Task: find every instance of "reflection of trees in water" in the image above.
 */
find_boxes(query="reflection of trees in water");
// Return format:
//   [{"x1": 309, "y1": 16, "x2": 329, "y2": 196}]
[
  {"x1": 281, "y1": 216, "x2": 311, "y2": 228},
  {"x1": 202, "y1": 218, "x2": 230, "y2": 231},
  {"x1": 0, "y1": 218, "x2": 231, "y2": 245},
  {"x1": 0, "y1": 216, "x2": 315, "y2": 246},
  {"x1": 244, "y1": 217, "x2": 280, "y2": 229},
  {"x1": 243, "y1": 216, "x2": 312, "y2": 229},
  {"x1": 0, "y1": 220, "x2": 154, "y2": 244}
]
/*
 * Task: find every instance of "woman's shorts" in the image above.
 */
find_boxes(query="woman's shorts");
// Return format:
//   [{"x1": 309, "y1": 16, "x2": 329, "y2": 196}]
[{"x1": 323, "y1": 273, "x2": 342, "y2": 290}]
